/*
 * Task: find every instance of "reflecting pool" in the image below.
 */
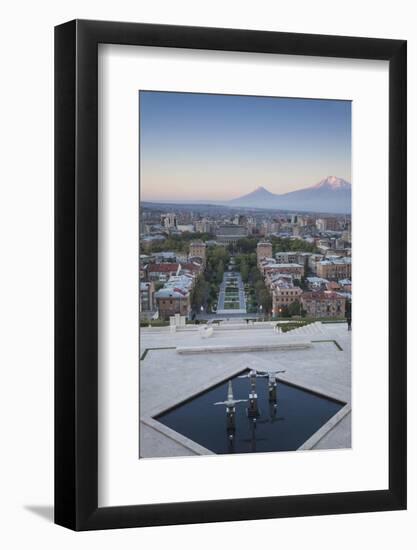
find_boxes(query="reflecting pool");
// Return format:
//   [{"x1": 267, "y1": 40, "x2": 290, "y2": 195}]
[{"x1": 156, "y1": 370, "x2": 345, "y2": 454}]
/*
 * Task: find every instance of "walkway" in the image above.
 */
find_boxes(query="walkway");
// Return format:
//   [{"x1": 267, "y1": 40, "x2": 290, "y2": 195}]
[{"x1": 216, "y1": 271, "x2": 247, "y2": 315}]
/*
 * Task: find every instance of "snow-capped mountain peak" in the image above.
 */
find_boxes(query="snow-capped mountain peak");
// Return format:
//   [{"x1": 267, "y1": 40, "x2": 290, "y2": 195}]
[
  {"x1": 227, "y1": 176, "x2": 351, "y2": 214},
  {"x1": 253, "y1": 185, "x2": 272, "y2": 194},
  {"x1": 313, "y1": 176, "x2": 350, "y2": 190}
]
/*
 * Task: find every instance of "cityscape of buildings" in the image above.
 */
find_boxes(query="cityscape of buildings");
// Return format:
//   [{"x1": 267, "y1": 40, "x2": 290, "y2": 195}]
[{"x1": 139, "y1": 205, "x2": 351, "y2": 323}]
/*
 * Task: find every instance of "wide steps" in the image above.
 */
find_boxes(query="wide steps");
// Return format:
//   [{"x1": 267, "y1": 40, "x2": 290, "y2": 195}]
[{"x1": 176, "y1": 340, "x2": 311, "y2": 355}]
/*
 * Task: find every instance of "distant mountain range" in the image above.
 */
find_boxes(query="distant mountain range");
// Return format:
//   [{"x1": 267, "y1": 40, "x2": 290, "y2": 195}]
[
  {"x1": 226, "y1": 176, "x2": 351, "y2": 214},
  {"x1": 142, "y1": 176, "x2": 351, "y2": 215}
]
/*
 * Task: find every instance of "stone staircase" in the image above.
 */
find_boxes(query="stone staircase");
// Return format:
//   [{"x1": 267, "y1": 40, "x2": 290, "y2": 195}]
[{"x1": 176, "y1": 340, "x2": 312, "y2": 355}]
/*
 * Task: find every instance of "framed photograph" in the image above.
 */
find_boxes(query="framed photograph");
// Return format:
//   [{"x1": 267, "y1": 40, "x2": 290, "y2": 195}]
[{"x1": 55, "y1": 20, "x2": 406, "y2": 530}]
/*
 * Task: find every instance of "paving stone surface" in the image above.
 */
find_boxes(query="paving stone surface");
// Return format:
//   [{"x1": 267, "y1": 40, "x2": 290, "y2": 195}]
[{"x1": 140, "y1": 321, "x2": 351, "y2": 458}]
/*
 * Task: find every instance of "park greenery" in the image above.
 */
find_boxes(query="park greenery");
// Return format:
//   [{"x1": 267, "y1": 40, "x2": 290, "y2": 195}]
[
  {"x1": 190, "y1": 245, "x2": 230, "y2": 313},
  {"x1": 273, "y1": 300, "x2": 306, "y2": 318},
  {"x1": 224, "y1": 302, "x2": 240, "y2": 310},
  {"x1": 205, "y1": 245, "x2": 230, "y2": 283},
  {"x1": 144, "y1": 231, "x2": 216, "y2": 254},
  {"x1": 233, "y1": 253, "x2": 272, "y2": 314},
  {"x1": 279, "y1": 320, "x2": 312, "y2": 332},
  {"x1": 190, "y1": 273, "x2": 210, "y2": 312},
  {"x1": 223, "y1": 279, "x2": 240, "y2": 309},
  {"x1": 270, "y1": 236, "x2": 317, "y2": 255}
]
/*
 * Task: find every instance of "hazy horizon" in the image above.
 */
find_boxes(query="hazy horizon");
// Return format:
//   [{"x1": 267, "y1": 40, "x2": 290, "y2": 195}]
[{"x1": 140, "y1": 92, "x2": 351, "y2": 202}]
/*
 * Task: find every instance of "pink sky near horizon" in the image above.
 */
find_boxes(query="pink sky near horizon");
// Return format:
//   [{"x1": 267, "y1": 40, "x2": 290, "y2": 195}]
[{"x1": 140, "y1": 91, "x2": 351, "y2": 202}]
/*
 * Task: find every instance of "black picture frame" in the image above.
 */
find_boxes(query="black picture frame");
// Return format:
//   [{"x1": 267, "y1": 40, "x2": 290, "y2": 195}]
[{"x1": 55, "y1": 19, "x2": 407, "y2": 531}]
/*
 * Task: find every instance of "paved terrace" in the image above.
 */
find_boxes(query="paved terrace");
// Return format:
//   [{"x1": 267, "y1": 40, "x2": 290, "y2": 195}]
[{"x1": 140, "y1": 321, "x2": 351, "y2": 458}]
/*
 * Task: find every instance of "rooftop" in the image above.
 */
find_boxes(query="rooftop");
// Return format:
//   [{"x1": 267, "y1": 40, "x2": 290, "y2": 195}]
[
  {"x1": 319, "y1": 257, "x2": 351, "y2": 265},
  {"x1": 141, "y1": 234, "x2": 166, "y2": 242},
  {"x1": 306, "y1": 276, "x2": 329, "y2": 284},
  {"x1": 147, "y1": 263, "x2": 180, "y2": 273},
  {"x1": 264, "y1": 262, "x2": 303, "y2": 269},
  {"x1": 140, "y1": 282, "x2": 153, "y2": 291},
  {"x1": 273, "y1": 279, "x2": 300, "y2": 290},
  {"x1": 302, "y1": 291, "x2": 345, "y2": 301},
  {"x1": 148, "y1": 262, "x2": 201, "y2": 273},
  {"x1": 154, "y1": 274, "x2": 194, "y2": 299}
]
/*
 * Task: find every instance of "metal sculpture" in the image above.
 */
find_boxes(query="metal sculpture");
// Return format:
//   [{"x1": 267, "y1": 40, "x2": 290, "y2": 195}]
[
  {"x1": 257, "y1": 370, "x2": 286, "y2": 402},
  {"x1": 238, "y1": 369, "x2": 266, "y2": 417},
  {"x1": 213, "y1": 380, "x2": 247, "y2": 430}
]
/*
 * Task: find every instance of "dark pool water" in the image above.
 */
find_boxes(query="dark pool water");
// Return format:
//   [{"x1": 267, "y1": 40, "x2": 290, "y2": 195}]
[{"x1": 156, "y1": 371, "x2": 344, "y2": 454}]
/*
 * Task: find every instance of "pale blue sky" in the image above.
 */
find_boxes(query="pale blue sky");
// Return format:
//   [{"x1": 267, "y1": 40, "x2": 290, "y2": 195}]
[{"x1": 140, "y1": 91, "x2": 351, "y2": 201}]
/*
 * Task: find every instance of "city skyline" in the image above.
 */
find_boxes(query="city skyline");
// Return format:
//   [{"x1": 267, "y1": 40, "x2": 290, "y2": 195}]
[{"x1": 140, "y1": 91, "x2": 351, "y2": 202}]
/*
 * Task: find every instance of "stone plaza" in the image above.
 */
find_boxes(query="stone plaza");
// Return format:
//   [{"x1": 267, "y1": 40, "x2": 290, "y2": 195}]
[{"x1": 139, "y1": 319, "x2": 351, "y2": 458}]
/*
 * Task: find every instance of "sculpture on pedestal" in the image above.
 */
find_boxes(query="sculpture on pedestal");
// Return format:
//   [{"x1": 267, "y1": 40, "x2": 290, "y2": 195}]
[{"x1": 213, "y1": 381, "x2": 247, "y2": 446}]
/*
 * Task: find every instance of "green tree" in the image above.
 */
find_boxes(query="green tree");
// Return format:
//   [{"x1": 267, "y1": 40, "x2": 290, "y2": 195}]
[
  {"x1": 216, "y1": 260, "x2": 224, "y2": 284},
  {"x1": 278, "y1": 305, "x2": 290, "y2": 318},
  {"x1": 235, "y1": 238, "x2": 258, "y2": 254},
  {"x1": 143, "y1": 231, "x2": 217, "y2": 254},
  {"x1": 345, "y1": 297, "x2": 352, "y2": 319},
  {"x1": 258, "y1": 289, "x2": 272, "y2": 313},
  {"x1": 204, "y1": 245, "x2": 228, "y2": 283},
  {"x1": 240, "y1": 259, "x2": 249, "y2": 282},
  {"x1": 190, "y1": 275, "x2": 209, "y2": 310},
  {"x1": 254, "y1": 280, "x2": 264, "y2": 295},
  {"x1": 299, "y1": 275, "x2": 307, "y2": 290},
  {"x1": 288, "y1": 300, "x2": 302, "y2": 317},
  {"x1": 270, "y1": 236, "x2": 317, "y2": 255},
  {"x1": 249, "y1": 266, "x2": 262, "y2": 285}
]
